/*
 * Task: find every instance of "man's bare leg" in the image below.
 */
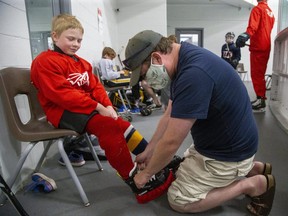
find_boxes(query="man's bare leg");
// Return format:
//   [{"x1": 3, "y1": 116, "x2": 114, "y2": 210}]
[
  {"x1": 169, "y1": 174, "x2": 267, "y2": 213},
  {"x1": 141, "y1": 80, "x2": 161, "y2": 106},
  {"x1": 247, "y1": 161, "x2": 271, "y2": 177}
]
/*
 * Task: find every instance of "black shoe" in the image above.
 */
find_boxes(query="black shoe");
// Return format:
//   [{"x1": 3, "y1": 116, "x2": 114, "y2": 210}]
[
  {"x1": 125, "y1": 163, "x2": 171, "y2": 196},
  {"x1": 147, "y1": 103, "x2": 162, "y2": 110},
  {"x1": 63, "y1": 135, "x2": 107, "y2": 161}
]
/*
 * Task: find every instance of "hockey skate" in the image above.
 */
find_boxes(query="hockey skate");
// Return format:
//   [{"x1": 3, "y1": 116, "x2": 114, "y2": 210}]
[
  {"x1": 125, "y1": 163, "x2": 175, "y2": 204},
  {"x1": 165, "y1": 155, "x2": 184, "y2": 174},
  {"x1": 252, "y1": 98, "x2": 266, "y2": 113}
]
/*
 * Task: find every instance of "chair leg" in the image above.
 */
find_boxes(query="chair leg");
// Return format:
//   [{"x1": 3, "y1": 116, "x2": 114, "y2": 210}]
[
  {"x1": 57, "y1": 139, "x2": 90, "y2": 206},
  {"x1": 117, "y1": 89, "x2": 128, "y2": 110},
  {"x1": 243, "y1": 73, "x2": 247, "y2": 81},
  {"x1": 122, "y1": 89, "x2": 132, "y2": 109},
  {"x1": 83, "y1": 133, "x2": 103, "y2": 171},
  {"x1": 0, "y1": 142, "x2": 36, "y2": 204},
  {"x1": 34, "y1": 140, "x2": 54, "y2": 173},
  {"x1": 0, "y1": 174, "x2": 29, "y2": 216}
]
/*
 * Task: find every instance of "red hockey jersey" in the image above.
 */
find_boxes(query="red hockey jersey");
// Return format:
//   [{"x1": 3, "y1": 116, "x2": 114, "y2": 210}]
[
  {"x1": 246, "y1": 1, "x2": 275, "y2": 52},
  {"x1": 31, "y1": 50, "x2": 112, "y2": 128}
]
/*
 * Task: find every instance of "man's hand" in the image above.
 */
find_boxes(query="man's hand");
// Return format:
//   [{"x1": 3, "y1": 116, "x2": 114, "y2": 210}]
[
  {"x1": 135, "y1": 148, "x2": 153, "y2": 169},
  {"x1": 133, "y1": 170, "x2": 151, "y2": 189},
  {"x1": 236, "y1": 32, "x2": 250, "y2": 48}
]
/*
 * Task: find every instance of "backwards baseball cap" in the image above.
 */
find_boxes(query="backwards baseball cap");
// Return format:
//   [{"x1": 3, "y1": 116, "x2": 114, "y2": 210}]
[{"x1": 123, "y1": 30, "x2": 163, "y2": 86}]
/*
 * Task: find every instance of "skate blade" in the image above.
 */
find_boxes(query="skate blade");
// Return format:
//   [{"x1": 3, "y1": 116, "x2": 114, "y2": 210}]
[
  {"x1": 253, "y1": 108, "x2": 266, "y2": 113},
  {"x1": 135, "y1": 170, "x2": 175, "y2": 204}
]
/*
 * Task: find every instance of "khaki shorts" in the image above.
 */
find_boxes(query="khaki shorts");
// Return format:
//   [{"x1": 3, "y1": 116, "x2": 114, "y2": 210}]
[{"x1": 167, "y1": 144, "x2": 254, "y2": 206}]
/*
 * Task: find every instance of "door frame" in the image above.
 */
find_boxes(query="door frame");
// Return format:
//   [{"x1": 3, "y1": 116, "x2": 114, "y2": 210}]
[{"x1": 175, "y1": 28, "x2": 204, "y2": 47}]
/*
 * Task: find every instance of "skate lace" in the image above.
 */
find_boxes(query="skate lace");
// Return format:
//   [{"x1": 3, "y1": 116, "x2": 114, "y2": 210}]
[{"x1": 147, "y1": 175, "x2": 157, "y2": 183}]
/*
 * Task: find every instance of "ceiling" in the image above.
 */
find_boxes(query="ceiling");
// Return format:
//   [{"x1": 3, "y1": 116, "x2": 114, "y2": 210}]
[
  {"x1": 27, "y1": 0, "x2": 256, "y2": 11},
  {"x1": 167, "y1": 0, "x2": 256, "y2": 10}
]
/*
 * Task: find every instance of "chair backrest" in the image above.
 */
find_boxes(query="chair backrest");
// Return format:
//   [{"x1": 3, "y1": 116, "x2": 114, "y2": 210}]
[
  {"x1": 236, "y1": 63, "x2": 247, "y2": 73},
  {"x1": 93, "y1": 66, "x2": 105, "y2": 85},
  {"x1": 0, "y1": 67, "x2": 64, "y2": 142}
]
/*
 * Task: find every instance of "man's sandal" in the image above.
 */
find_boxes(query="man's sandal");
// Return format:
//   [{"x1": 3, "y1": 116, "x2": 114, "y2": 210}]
[
  {"x1": 247, "y1": 174, "x2": 276, "y2": 216},
  {"x1": 262, "y1": 163, "x2": 272, "y2": 175},
  {"x1": 246, "y1": 163, "x2": 273, "y2": 199}
]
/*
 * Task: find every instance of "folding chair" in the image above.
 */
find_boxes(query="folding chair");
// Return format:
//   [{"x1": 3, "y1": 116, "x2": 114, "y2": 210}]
[
  {"x1": 94, "y1": 67, "x2": 133, "y2": 122},
  {"x1": 236, "y1": 63, "x2": 248, "y2": 81},
  {"x1": 0, "y1": 67, "x2": 103, "y2": 207}
]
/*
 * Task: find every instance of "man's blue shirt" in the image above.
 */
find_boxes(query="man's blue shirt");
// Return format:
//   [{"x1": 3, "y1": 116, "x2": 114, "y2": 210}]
[{"x1": 170, "y1": 42, "x2": 258, "y2": 162}]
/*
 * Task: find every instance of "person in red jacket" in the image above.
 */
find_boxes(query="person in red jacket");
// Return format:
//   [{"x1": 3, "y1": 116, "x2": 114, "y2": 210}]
[
  {"x1": 31, "y1": 14, "x2": 176, "y2": 203},
  {"x1": 236, "y1": 0, "x2": 274, "y2": 112}
]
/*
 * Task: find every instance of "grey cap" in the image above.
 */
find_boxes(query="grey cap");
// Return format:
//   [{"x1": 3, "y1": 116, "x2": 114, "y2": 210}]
[{"x1": 123, "y1": 30, "x2": 162, "y2": 86}]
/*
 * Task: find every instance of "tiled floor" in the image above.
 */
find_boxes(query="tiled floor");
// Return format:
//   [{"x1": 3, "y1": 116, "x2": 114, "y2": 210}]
[{"x1": 1, "y1": 82, "x2": 288, "y2": 216}]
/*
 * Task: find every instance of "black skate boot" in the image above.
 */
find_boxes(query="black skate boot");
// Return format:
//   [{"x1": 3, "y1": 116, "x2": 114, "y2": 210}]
[
  {"x1": 125, "y1": 163, "x2": 175, "y2": 204},
  {"x1": 252, "y1": 98, "x2": 266, "y2": 113},
  {"x1": 165, "y1": 155, "x2": 184, "y2": 174}
]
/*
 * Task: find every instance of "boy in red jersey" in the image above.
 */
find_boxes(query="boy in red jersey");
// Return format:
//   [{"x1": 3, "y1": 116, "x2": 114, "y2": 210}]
[
  {"x1": 236, "y1": 0, "x2": 275, "y2": 112},
  {"x1": 31, "y1": 14, "x2": 177, "y2": 203}
]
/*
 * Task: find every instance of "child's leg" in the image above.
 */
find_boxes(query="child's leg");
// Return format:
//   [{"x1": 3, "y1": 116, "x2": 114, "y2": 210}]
[
  {"x1": 123, "y1": 125, "x2": 148, "y2": 155},
  {"x1": 85, "y1": 115, "x2": 175, "y2": 203},
  {"x1": 85, "y1": 115, "x2": 134, "y2": 179}
]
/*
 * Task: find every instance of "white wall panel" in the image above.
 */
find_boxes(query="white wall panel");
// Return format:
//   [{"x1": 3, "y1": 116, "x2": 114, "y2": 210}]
[
  {"x1": 0, "y1": 1, "x2": 31, "y2": 69},
  {"x1": 116, "y1": 0, "x2": 167, "y2": 62},
  {"x1": 270, "y1": 28, "x2": 288, "y2": 133},
  {"x1": 167, "y1": 2, "x2": 278, "y2": 80}
]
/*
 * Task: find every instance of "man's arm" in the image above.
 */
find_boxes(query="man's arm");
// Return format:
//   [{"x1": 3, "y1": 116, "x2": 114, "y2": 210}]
[
  {"x1": 135, "y1": 100, "x2": 173, "y2": 165},
  {"x1": 134, "y1": 115, "x2": 195, "y2": 188}
]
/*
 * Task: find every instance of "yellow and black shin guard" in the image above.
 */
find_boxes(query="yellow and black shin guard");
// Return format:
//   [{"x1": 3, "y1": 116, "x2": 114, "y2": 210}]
[{"x1": 124, "y1": 125, "x2": 148, "y2": 155}]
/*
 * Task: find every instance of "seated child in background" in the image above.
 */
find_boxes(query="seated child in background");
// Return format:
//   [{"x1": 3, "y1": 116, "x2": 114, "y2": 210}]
[{"x1": 98, "y1": 47, "x2": 129, "y2": 87}]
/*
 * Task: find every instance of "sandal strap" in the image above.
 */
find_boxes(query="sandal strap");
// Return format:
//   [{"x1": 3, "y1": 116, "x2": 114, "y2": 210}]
[
  {"x1": 263, "y1": 163, "x2": 272, "y2": 175},
  {"x1": 248, "y1": 201, "x2": 269, "y2": 216}
]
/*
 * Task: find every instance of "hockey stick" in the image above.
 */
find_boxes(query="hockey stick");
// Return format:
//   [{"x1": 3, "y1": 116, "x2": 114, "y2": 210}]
[
  {"x1": 117, "y1": 46, "x2": 124, "y2": 69},
  {"x1": 0, "y1": 174, "x2": 29, "y2": 216}
]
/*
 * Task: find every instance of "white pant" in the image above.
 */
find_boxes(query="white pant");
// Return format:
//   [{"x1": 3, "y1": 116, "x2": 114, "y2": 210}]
[{"x1": 167, "y1": 144, "x2": 254, "y2": 206}]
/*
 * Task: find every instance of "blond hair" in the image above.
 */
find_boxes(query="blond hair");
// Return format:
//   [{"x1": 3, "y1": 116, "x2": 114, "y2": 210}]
[
  {"x1": 51, "y1": 14, "x2": 84, "y2": 40},
  {"x1": 102, "y1": 47, "x2": 116, "y2": 58}
]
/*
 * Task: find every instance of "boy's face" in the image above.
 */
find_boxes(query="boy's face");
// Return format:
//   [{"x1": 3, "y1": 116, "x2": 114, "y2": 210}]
[
  {"x1": 225, "y1": 36, "x2": 234, "y2": 44},
  {"x1": 52, "y1": 28, "x2": 83, "y2": 55}
]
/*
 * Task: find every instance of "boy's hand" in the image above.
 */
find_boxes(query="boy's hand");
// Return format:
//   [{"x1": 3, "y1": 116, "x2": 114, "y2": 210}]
[
  {"x1": 106, "y1": 106, "x2": 118, "y2": 120},
  {"x1": 97, "y1": 104, "x2": 118, "y2": 120}
]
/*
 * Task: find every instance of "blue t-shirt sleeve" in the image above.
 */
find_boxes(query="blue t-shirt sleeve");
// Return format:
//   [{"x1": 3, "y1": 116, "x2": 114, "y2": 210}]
[{"x1": 171, "y1": 67, "x2": 214, "y2": 119}]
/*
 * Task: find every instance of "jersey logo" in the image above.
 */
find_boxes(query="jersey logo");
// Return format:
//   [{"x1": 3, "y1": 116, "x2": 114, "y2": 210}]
[
  {"x1": 67, "y1": 72, "x2": 90, "y2": 86},
  {"x1": 223, "y1": 50, "x2": 233, "y2": 59},
  {"x1": 266, "y1": 9, "x2": 274, "y2": 18}
]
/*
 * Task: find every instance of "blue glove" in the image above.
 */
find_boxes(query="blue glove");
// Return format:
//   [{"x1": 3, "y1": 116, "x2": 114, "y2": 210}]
[{"x1": 236, "y1": 32, "x2": 250, "y2": 48}]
